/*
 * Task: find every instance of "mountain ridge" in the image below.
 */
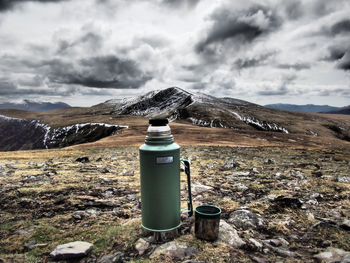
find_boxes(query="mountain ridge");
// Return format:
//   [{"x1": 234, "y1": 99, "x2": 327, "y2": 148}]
[
  {"x1": 0, "y1": 87, "x2": 349, "y2": 151},
  {"x1": 0, "y1": 100, "x2": 70, "y2": 112},
  {"x1": 264, "y1": 103, "x2": 341, "y2": 113}
]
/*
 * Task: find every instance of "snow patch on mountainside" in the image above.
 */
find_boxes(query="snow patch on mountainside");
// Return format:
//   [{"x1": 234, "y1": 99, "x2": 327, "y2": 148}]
[{"x1": 231, "y1": 111, "x2": 289, "y2": 133}]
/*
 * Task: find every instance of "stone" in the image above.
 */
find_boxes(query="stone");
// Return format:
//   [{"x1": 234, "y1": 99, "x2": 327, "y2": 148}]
[
  {"x1": 183, "y1": 261, "x2": 206, "y2": 263},
  {"x1": 150, "y1": 241, "x2": 197, "y2": 260},
  {"x1": 337, "y1": 176, "x2": 350, "y2": 183},
  {"x1": 251, "y1": 256, "x2": 268, "y2": 263},
  {"x1": 340, "y1": 219, "x2": 350, "y2": 230},
  {"x1": 24, "y1": 241, "x2": 37, "y2": 250},
  {"x1": 314, "y1": 247, "x2": 350, "y2": 263},
  {"x1": 233, "y1": 183, "x2": 248, "y2": 191},
  {"x1": 75, "y1": 156, "x2": 90, "y2": 163},
  {"x1": 97, "y1": 252, "x2": 124, "y2": 263},
  {"x1": 50, "y1": 241, "x2": 93, "y2": 260},
  {"x1": 248, "y1": 238, "x2": 263, "y2": 251},
  {"x1": 191, "y1": 183, "x2": 213, "y2": 195},
  {"x1": 16, "y1": 227, "x2": 36, "y2": 237},
  {"x1": 135, "y1": 238, "x2": 150, "y2": 255},
  {"x1": 217, "y1": 220, "x2": 246, "y2": 248},
  {"x1": 273, "y1": 196, "x2": 302, "y2": 209},
  {"x1": 262, "y1": 240, "x2": 296, "y2": 258},
  {"x1": 228, "y1": 209, "x2": 265, "y2": 230},
  {"x1": 312, "y1": 170, "x2": 323, "y2": 177},
  {"x1": 221, "y1": 159, "x2": 240, "y2": 170},
  {"x1": 231, "y1": 171, "x2": 250, "y2": 177},
  {"x1": 122, "y1": 170, "x2": 134, "y2": 176}
]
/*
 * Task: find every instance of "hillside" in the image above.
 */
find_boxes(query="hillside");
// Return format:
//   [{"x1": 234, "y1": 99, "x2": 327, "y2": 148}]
[
  {"x1": 0, "y1": 113, "x2": 126, "y2": 151},
  {"x1": 0, "y1": 100, "x2": 70, "y2": 112},
  {"x1": 324, "y1": 105, "x2": 350, "y2": 115},
  {"x1": 265, "y1": 103, "x2": 340, "y2": 113},
  {"x1": 0, "y1": 145, "x2": 349, "y2": 262},
  {"x1": 0, "y1": 88, "x2": 350, "y2": 262},
  {"x1": 0, "y1": 87, "x2": 349, "y2": 151}
]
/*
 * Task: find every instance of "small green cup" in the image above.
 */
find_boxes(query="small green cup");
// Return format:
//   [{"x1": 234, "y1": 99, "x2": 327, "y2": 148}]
[{"x1": 195, "y1": 204, "x2": 221, "y2": 241}]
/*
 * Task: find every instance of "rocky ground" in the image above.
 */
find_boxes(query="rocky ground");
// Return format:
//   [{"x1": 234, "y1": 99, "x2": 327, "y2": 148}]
[{"x1": 0, "y1": 145, "x2": 349, "y2": 262}]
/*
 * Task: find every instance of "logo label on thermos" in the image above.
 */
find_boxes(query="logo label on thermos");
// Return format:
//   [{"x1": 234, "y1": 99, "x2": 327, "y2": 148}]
[{"x1": 156, "y1": 156, "x2": 174, "y2": 164}]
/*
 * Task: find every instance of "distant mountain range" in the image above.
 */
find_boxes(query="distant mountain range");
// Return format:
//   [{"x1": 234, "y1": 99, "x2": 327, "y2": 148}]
[
  {"x1": 264, "y1": 103, "x2": 341, "y2": 113},
  {"x1": 0, "y1": 100, "x2": 70, "y2": 112},
  {"x1": 0, "y1": 87, "x2": 349, "y2": 151},
  {"x1": 324, "y1": 105, "x2": 350, "y2": 115}
]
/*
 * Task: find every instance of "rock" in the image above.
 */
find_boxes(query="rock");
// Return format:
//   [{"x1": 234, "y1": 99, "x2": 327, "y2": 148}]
[
  {"x1": 273, "y1": 196, "x2": 302, "y2": 209},
  {"x1": 264, "y1": 159, "x2": 275, "y2": 165},
  {"x1": 248, "y1": 238, "x2": 263, "y2": 251},
  {"x1": 314, "y1": 247, "x2": 350, "y2": 263},
  {"x1": 221, "y1": 159, "x2": 240, "y2": 170},
  {"x1": 98, "y1": 252, "x2": 124, "y2": 263},
  {"x1": 340, "y1": 219, "x2": 350, "y2": 230},
  {"x1": 263, "y1": 238, "x2": 289, "y2": 247},
  {"x1": 135, "y1": 238, "x2": 150, "y2": 255},
  {"x1": 150, "y1": 241, "x2": 197, "y2": 260},
  {"x1": 24, "y1": 241, "x2": 37, "y2": 250},
  {"x1": 50, "y1": 241, "x2": 93, "y2": 260},
  {"x1": 231, "y1": 171, "x2": 250, "y2": 177},
  {"x1": 337, "y1": 176, "x2": 350, "y2": 183},
  {"x1": 233, "y1": 183, "x2": 248, "y2": 191},
  {"x1": 75, "y1": 156, "x2": 90, "y2": 163},
  {"x1": 217, "y1": 220, "x2": 246, "y2": 248},
  {"x1": 191, "y1": 183, "x2": 213, "y2": 195},
  {"x1": 122, "y1": 170, "x2": 134, "y2": 176},
  {"x1": 16, "y1": 227, "x2": 36, "y2": 237},
  {"x1": 251, "y1": 256, "x2": 268, "y2": 263},
  {"x1": 24, "y1": 241, "x2": 47, "y2": 251},
  {"x1": 312, "y1": 170, "x2": 323, "y2": 177},
  {"x1": 262, "y1": 240, "x2": 296, "y2": 258},
  {"x1": 183, "y1": 261, "x2": 206, "y2": 263},
  {"x1": 228, "y1": 209, "x2": 265, "y2": 230}
]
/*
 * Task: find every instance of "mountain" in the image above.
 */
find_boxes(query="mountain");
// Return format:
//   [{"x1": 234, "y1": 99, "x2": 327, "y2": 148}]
[
  {"x1": 93, "y1": 87, "x2": 297, "y2": 133},
  {"x1": 1, "y1": 87, "x2": 349, "y2": 151},
  {"x1": 0, "y1": 100, "x2": 70, "y2": 112},
  {"x1": 323, "y1": 105, "x2": 350, "y2": 115},
  {"x1": 264, "y1": 103, "x2": 340, "y2": 113},
  {"x1": 93, "y1": 87, "x2": 350, "y2": 140},
  {"x1": 0, "y1": 114, "x2": 126, "y2": 151}
]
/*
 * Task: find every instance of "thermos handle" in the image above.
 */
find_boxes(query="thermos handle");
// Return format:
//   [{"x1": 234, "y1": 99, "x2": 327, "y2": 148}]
[{"x1": 182, "y1": 159, "x2": 193, "y2": 217}]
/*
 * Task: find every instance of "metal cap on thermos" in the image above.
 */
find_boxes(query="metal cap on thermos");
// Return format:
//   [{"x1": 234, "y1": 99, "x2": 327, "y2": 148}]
[{"x1": 147, "y1": 118, "x2": 172, "y2": 138}]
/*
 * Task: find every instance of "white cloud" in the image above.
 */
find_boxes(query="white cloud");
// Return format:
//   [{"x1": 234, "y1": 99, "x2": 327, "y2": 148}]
[{"x1": 0, "y1": 0, "x2": 349, "y2": 106}]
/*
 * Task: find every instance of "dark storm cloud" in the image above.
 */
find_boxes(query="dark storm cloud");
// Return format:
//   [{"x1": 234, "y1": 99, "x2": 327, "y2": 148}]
[
  {"x1": 46, "y1": 55, "x2": 152, "y2": 89},
  {"x1": 338, "y1": 52, "x2": 350, "y2": 71},
  {"x1": 325, "y1": 45, "x2": 350, "y2": 71},
  {"x1": 325, "y1": 45, "x2": 347, "y2": 61},
  {"x1": 195, "y1": 4, "x2": 282, "y2": 55},
  {"x1": 0, "y1": 0, "x2": 68, "y2": 12},
  {"x1": 329, "y1": 19, "x2": 350, "y2": 36},
  {"x1": 233, "y1": 51, "x2": 276, "y2": 69}
]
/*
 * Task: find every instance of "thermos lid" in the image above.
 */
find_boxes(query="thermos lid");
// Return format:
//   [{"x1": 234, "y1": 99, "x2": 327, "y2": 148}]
[
  {"x1": 147, "y1": 118, "x2": 172, "y2": 138},
  {"x1": 149, "y1": 118, "x2": 169, "y2": 126}
]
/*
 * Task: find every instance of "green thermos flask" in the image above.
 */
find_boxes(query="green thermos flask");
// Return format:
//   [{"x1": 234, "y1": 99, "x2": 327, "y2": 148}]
[{"x1": 139, "y1": 118, "x2": 193, "y2": 232}]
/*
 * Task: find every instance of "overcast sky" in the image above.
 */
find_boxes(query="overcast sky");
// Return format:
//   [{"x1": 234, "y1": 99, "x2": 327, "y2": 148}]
[{"x1": 0, "y1": 0, "x2": 349, "y2": 107}]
